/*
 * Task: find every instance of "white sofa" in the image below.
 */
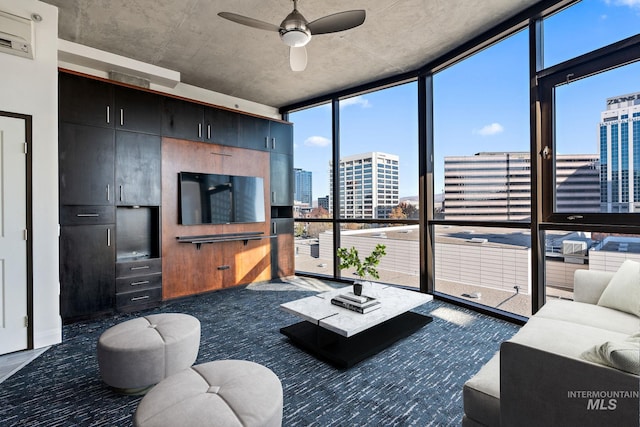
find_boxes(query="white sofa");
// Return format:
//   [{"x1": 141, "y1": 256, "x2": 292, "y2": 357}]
[{"x1": 462, "y1": 261, "x2": 640, "y2": 427}]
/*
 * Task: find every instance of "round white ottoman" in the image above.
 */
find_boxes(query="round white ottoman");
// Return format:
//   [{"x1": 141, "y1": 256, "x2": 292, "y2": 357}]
[
  {"x1": 97, "y1": 313, "x2": 200, "y2": 394},
  {"x1": 133, "y1": 360, "x2": 283, "y2": 427}
]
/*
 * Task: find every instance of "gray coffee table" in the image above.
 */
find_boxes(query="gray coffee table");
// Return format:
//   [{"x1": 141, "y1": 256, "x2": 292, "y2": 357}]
[{"x1": 280, "y1": 283, "x2": 433, "y2": 368}]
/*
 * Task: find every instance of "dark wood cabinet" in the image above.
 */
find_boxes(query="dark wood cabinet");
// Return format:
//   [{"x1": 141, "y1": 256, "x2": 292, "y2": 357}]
[
  {"x1": 114, "y1": 86, "x2": 162, "y2": 134},
  {"x1": 59, "y1": 73, "x2": 114, "y2": 128},
  {"x1": 162, "y1": 97, "x2": 205, "y2": 141},
  {"x1": 115, "y1": 131, "x2": 161, "y2": 206},
  {"x1": 270, "y1": 153, "x2": 294, "y2": 206},
  {"x1": 238, "y1": 114, "x2": 270, "y2": 150},
  {"x1": 268, "y1": 121, "x2": 294, "y2": 155},
  {"x1": 204, "y1": 107, "x2": 238, "y2": 146},
  {"x1": 59, "y1": 224, "x2": 115, "y2": 320},
  {"x1": 59, "y1": 73, "x2": 162, "y2": 134},
  {"x1": 271, "y1": 218, "x2": 294, "y2": 279},
  {"x1": 59, "y1": 123, "x2": 115, "y2": 206}
]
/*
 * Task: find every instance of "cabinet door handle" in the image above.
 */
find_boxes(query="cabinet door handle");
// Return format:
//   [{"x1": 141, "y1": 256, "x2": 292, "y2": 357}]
[
  {"x1": 131, "y1": 295, "x2": 150, "y2": 301},
  {"x1": 198, "y1": 123, "x2": 202, "y2": 138},
  {"x1": 76, "y1": 213, "x2": 99, "y2": 217},
  {"x1": 107, "y1": 228, "x2": 111, "y2": 247},
  {"x1": 106, "y1": 106, "x2": 110, "y2": 124},
  {"x1": 131, "y1": 265, "x2": 150, "y2": 271},
  {"x1": 272, "y1": 191, "x2": 276, "y2": 203},
  {"x1": 265, "y1": 137, "x2": 269, "y2": 148},
  {"x1": 120, "y1": 109, "x2": 124, "y2": 126},
  {"x1": 119, "y1": 185, "x2": 124, "y2": 202},
  {"x1": 106, "y1": 184, "x2": 110, "y2": 201},
  {"x1": 273, "y1": 222, "x2": 277, "y2": 234},
  {"x1": 207, "y1": 124, "x2": 211, "y2": 140},
  {"x1": 272, "y1": 137, "x2": 276, "y2": 150},
  {"x1": 130, "y1": 280, "x2": 150, "y2": 286}
]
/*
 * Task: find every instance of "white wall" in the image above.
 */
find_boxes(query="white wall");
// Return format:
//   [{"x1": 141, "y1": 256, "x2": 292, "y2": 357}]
[{"x1": 0, "y1": 0, "x2": 61, "y2": 348}]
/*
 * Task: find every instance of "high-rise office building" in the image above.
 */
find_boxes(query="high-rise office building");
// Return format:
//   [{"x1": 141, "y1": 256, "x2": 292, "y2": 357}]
[
  {"x1": 329, "y1": 152, "x2": 399, "y2": 219},
  {"x1": 294, "y1": 168, "x2": 312, "y2": 206},
  {"x1": 600, "y1": 92, "x2": 640, "y2": 212},
  {"x1": 444, "y1": 152, "x2": 599, "y2": 220}
]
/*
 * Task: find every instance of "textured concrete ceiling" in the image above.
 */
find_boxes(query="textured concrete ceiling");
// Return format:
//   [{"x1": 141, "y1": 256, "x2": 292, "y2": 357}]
[{"x1": 43, "y1": 0, "x2": 542, "y2": 108}]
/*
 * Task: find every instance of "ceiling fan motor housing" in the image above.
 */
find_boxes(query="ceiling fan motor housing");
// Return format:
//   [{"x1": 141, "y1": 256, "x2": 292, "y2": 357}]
[{"x1": 279, "y1": 9, "x2": 311, "y2": 47}]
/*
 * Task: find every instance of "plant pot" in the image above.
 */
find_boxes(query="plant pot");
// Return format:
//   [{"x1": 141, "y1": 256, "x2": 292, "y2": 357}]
[{"x1": 353, "y1": 282, "x2": 363, "y2": 296}]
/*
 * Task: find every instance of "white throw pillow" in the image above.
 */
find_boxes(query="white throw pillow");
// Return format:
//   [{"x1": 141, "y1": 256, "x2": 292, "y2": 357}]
[
  {"x1": 581, "y1": 333, "x2": 640, "y2": 375},
  {"x1": 597, "y1": 259, "x2": 640, "y2": 317}
]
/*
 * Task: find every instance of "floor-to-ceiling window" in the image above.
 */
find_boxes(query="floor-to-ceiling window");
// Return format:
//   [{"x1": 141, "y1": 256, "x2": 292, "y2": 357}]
[
  {"x1": 431, "y1": 27, "x2": 532, "y2": 317},
  {"x1": 290, "y1": 103, "x2": 334, "y2": 278},
  {"x1": 337, "y1": 84, "x2": 419, "y2": 288},
  {"x1": 286, "y1": 0, "x2": 640, "y2": 322}
]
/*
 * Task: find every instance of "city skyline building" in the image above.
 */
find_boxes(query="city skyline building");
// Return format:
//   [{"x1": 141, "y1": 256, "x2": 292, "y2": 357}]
[
  {"x1": 318, "y1": 196, "x2": 329, "y2": 211},
  {"x1": 444, "y1": 152, "x2": 600, "y2": 220},
  {"x1": 294, "y1": 168, "x2": 312, "y2": 206},
  {"x1": 599, "y1": 92, "x2": 640, "y2": 212},
  {"x1": 329, "y1": 152, "x2": 400, "y2": 219}
]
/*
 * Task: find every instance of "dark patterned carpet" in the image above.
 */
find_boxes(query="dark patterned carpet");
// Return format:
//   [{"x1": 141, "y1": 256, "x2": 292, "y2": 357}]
[{"x1": 0, "y1": 283, "x2": 520, "y2": 426}]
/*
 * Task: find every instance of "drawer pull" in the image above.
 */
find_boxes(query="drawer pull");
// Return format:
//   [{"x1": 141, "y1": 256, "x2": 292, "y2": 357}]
[
  {"x1": 130, "y1": 280, "x2": 150, "y2": 286},
  {"x1": 131, "y1": 295, "x2": 150, "y2": 301},
  {"x1": 76, "y1": 213, "x2": 99, "y2": 217},
  {"x1": 130, "y1": 265, "x2": 150, "y2": 271},
  {"x1": 217, "y1": 265, "x2": 230, "y2": 270}
]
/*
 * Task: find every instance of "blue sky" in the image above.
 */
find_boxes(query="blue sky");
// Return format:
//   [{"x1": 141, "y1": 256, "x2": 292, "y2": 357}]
[{"x1": 291, "y1": 0, "x2": 640, "y2": 201}]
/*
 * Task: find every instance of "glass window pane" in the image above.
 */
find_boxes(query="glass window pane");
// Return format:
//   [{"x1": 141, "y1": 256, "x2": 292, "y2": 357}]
[
  {"x1": 338, "y1": 223, "x2": 420, "y2": 289},
  {"x1": 291, "y1": 103, "x2": 334, "y2": 277},
  {"x1": 338, "y1": 82, "x2": 418, "y2": 220},
  {"x1": 544, "y1": 229, "x2": 640, "y2": 301},
  {"x1": 433, "y1": 224, "x2": 532, "y2": 317},
  {"x1": 294, "y1": 221, "x2": 333, "y2": 277},
  {"x1": 290, "y1": 103, "x2": 332, "y2": 217},
  {"x1": 553, "y1": 60, "x2": 640, "y2": 213},
  {"x1": 544, "y1": 1, "x2": 640, "y2": 69},
  {"x1": 434, "y1": 29, "x2": 530, "y2": 221}
]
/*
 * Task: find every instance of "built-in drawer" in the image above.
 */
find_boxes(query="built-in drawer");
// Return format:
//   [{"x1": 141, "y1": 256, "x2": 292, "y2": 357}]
[
  {"x1": 115, "y1": 287, "x2": 162, "y2": 309},
  {"x1": 60, "y1": 205, "x2": 115, "y2": 225},
  {"x1": 115, "y1": 272, "x2": 161, "y2": 293},
  {"x1": 116, "y1": 258, "x2": 162, "y2": 277}
]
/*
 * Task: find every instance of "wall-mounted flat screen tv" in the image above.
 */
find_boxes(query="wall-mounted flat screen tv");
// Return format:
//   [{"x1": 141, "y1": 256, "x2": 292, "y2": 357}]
[{"x1": 179, "y1": 172, "x2": 265, "y2": 225}]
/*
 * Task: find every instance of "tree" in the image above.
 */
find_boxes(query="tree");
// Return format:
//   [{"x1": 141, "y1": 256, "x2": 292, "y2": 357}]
[
  {"x1": 309, "y1": 206, "x2": 330, "y2": 218},
  {"x1": 389, "y1": 201, "x2": 418, "y2": 220}
]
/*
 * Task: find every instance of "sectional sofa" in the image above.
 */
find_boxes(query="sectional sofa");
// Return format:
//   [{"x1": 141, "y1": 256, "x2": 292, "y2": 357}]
[{"x1": 463, "y1": 260, "x2": 640, "y2": 427}]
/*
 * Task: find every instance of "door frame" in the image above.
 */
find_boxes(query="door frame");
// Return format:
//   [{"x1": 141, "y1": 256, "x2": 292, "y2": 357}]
[{"x1": 0, "y1": 111, "x2": 33, "y2": 350}]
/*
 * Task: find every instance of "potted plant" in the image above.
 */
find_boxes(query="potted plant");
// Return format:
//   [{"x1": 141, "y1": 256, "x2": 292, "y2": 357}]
[{"x1": 337, "y1": 244, "x2": 387, "y2": 296}]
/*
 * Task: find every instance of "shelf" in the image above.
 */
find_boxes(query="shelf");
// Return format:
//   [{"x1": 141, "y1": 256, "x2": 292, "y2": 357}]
[{"x1": 177, "y1": 232, "x2": 274, "y2": 249}]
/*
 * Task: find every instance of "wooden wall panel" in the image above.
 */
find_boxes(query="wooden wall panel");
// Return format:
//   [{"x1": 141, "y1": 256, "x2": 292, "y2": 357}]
[{"x1": 162, "y1": 138, "x2": 271, "y2": 300}]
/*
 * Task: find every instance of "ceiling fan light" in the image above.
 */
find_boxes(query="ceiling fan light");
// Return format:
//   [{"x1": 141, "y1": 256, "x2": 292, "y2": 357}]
[{"x1": 281, "y1": 29, "x2": 311, "y2": 47}]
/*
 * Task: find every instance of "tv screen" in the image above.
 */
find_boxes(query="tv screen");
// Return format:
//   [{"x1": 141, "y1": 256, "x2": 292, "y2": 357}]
[{"x1": 179, "y1": 172, "x2": 265, "y2": 225}]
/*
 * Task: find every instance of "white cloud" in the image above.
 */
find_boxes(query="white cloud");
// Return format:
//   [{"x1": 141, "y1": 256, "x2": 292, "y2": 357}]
[
  {"x1": 474, "y1": 123, "x2": 504, "y2": 136},
  {"x1": 605, "y1": 0, "x2": 640, "y2": 8},
  {"x1": 304, "y1": 135, "x2": 331, "y2": 147},
  {"x1": 339, "y1": 96, "x2": 371, "y2": 109}
]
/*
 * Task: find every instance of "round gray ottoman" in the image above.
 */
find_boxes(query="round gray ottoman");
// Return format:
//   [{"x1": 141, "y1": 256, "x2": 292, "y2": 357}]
[
  {"x1": 133, "y1": 360, "x2": 283, "y2": 427},
  {"x1": 97, "y1": 313, "x2": 200, "y2": 394}
]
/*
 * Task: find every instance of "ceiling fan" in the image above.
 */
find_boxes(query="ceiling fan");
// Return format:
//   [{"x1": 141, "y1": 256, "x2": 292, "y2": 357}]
[{"x1": 218, "y1": 0, "x2": 366, "y2": 72}]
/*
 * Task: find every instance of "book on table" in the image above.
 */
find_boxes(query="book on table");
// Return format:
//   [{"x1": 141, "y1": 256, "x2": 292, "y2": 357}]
[
  {"x1": 331, "y1": 294, "x2": 380, "y2": 314},
  {"x1": 339, "y1": 292, "x2": 370, "y2": 304}
]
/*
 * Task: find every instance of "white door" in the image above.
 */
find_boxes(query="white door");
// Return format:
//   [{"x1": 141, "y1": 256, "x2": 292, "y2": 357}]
[{"x1": 0, "y1": 116, "x2": 28, "y2": 354}]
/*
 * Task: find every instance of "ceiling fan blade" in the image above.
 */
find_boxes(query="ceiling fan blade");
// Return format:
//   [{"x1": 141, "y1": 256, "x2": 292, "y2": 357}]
[
  {"x1": 307, "y1": 10, "x2": 365, "y2": 35},
  {"x1": 217, "y1": 12, "x2": 281, "y2": 32},
  {"x1": 290, "y1": 46, "x2": 307, "y2": 72}
]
